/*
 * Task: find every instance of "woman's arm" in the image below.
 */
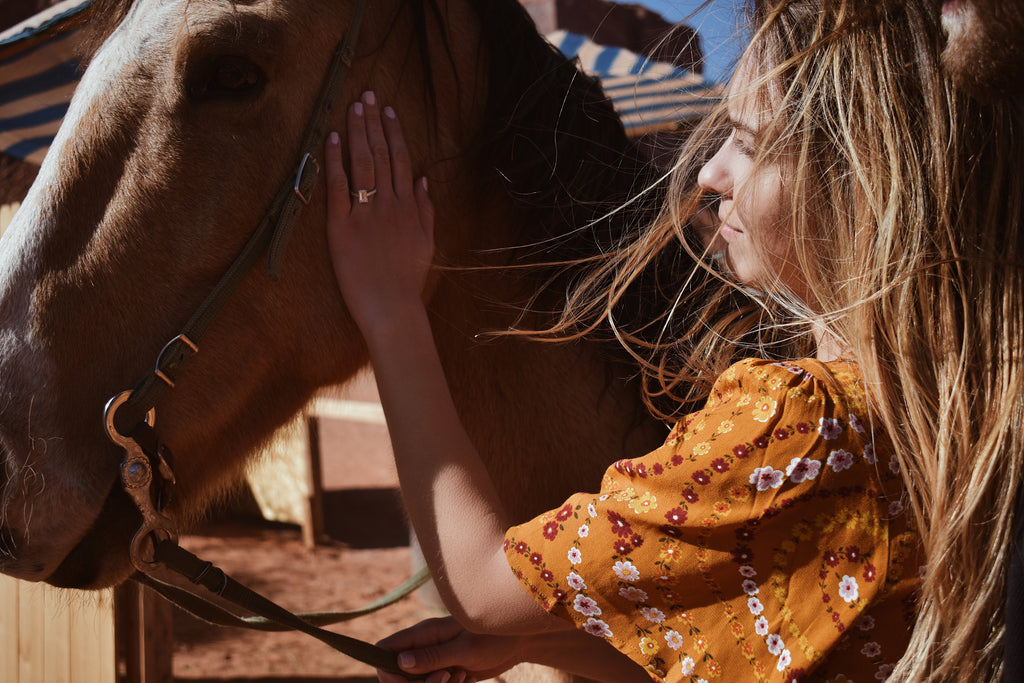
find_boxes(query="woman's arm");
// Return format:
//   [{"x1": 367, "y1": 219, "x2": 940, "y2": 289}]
[
  {"x1": 376, "y1": 617, "x2": 650, "y2": 683},
  {"x1": 324, "y1": 91, "x2": 562, "y2": 634}
]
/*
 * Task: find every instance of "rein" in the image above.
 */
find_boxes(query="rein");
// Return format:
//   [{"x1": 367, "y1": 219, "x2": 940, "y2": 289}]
[{"x1": 100, "y1": 0, "x2": 421, "y2": 676}]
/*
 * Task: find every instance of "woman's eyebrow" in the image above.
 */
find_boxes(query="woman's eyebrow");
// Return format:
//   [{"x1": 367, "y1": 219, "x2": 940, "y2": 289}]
[{"x1": 728, "y1": 115, "x2": 762, "y2": 139}]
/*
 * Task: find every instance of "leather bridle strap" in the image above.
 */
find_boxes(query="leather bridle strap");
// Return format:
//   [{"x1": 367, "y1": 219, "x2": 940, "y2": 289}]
[{"x1": 113, "y1": 0, "x2": 368, "y2": 434}]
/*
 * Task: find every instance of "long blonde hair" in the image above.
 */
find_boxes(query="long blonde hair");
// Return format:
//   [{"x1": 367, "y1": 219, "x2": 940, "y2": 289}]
[{"x1": 542, "y1": 0, "x2": 1024, "y2": 678}]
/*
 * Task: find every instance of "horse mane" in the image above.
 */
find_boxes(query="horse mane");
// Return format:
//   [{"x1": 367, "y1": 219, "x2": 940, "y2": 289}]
[
  {"x1": 467, "y1": 0, "x2": 703, "y2": 392},
  {"x1": 465, "y1": 1, "x2": 749, "y2": 422},
  {"x1": 471, "y1": 0, "x2": 664, "y2": 253}
]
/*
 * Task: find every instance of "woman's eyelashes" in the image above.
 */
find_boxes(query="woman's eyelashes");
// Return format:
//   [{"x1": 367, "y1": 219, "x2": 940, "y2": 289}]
[{"x1": 732, "y1": 130, "x2": 757, "y2": 158}]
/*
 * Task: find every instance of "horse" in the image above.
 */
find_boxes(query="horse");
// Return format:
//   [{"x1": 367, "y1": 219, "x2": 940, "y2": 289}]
[{"x1": 0, "y1": 0, "x2": 693, "y2": 614}]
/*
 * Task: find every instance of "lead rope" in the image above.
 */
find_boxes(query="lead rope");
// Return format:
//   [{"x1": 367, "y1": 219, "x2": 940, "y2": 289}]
[
  {"x1": 110, "y1": 418, "x2": 421, "y2": 678},
  {"x1": 138, "y1": 545, "x2": 426, "y2": 675},
  {"x1": 133, "y1": 561, "x2": 431, "y2": 632},
  {"x1": 101, "y1": 0, "x2": 424, "y2": 676}
]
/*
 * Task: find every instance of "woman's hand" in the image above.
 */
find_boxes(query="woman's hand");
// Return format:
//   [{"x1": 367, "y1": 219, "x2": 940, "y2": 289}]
[
  {"x1": 376, "y1": 616, "x2": 651, "y2": 683},
  {"x1": 325, "y1": 90, "x2": 434, "y2": 339},
  {"x1": 376, "y1": 617, "x2": 524, "y2": 683}
]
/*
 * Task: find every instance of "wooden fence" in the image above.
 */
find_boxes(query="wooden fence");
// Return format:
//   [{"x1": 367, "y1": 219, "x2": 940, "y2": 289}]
[{"x1": 0, "y1": 577, "x2": 117, "y2": 682}]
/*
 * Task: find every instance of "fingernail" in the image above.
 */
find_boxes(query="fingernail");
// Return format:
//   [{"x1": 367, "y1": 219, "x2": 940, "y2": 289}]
[
  {"x1": 397, "y1": 652, "x2": 415, "y2": 669},
  {"x1": 421, "y1": 177, "x2": 428, "y2": 192},
  {"x1": 353, "y1": 101, "x2": 363, "y2": 116},
  {"x1": 328, "y1": 131, "x2": 340, "y2": 145},
  {"x1": 439, "y1": 672, "x2": 450, "y2": 683},
  {"x1": 384, "y1": 106, "x2": 396, "y2": 119},
  {"x1": 364, "y1": 90, "x2": 376, "y2": 106}
]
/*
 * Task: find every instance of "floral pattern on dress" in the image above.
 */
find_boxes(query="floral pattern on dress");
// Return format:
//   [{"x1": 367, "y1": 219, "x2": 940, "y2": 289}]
[{"x1": 505, "y1": 358, "x2": 920, "y2": 682}]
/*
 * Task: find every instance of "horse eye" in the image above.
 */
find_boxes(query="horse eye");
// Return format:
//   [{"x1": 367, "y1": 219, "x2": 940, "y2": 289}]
[{"x1": 188, "y1": 55, "x2": 265, "y2": 102}]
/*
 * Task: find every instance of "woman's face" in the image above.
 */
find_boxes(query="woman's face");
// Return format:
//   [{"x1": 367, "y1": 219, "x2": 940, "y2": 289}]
[{"x1": 697, "y1": 65, "x2": 805, "y2": 296}]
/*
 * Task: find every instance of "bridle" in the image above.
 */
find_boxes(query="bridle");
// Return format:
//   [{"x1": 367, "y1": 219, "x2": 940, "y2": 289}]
[{"x1": 99, "y1": 0, "x2": 422, "y2": 676}]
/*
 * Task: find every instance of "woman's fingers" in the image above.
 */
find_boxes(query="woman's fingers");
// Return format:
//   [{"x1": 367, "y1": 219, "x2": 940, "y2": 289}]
[
  {"x1": 375, "y1": 617, "x2": 462, "y2": 683},
  {"x1": 381, "y1": 105, "x2": 413, "y2": 198},
  {"x1": 345, "y1": 91, "x2": 414, "y2": 206},
  {"x1": 377, "y1": 617, "x2": 464, "y2": 653},
  {"x1": 361, "y1": 91, "x2": 393, "y2": 197},
  {"x1": 324, "y1": 131, "x2": 351, "y2": 215},
  {"x1": 347, "y1": 97, "x2": 375, "y2": 199}
]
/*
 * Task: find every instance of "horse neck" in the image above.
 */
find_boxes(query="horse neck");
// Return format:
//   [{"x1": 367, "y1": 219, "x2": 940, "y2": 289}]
[
  {"x1": 354, "y1": 0, "x2": 666, "y2": 520},
  {"x1": 425, "y1": 199, "x2": 666, "y2": 522}
]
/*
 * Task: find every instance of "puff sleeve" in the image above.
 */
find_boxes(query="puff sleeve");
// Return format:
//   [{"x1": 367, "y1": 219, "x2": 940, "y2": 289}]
[{"x1": 504, "y1": 359, "x2": 920, "y2": 682}]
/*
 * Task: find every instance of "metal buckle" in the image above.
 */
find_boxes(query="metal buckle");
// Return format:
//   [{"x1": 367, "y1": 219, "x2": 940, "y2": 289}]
[
  {"x1": 293, "y1": 152, "x2": 320, "y2": 205},
  {"x1": 154, "y1": 333, "x2": 199, "y2": 388}
]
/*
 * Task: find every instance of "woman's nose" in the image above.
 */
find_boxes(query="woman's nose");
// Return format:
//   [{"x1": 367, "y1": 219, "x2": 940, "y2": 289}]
[{"x1": 697, "y1": 143, "x2": 730, "y2": 196}]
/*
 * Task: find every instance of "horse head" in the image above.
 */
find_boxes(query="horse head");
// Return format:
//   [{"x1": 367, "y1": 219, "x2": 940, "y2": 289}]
[
  {"x1": 0, "y1": 0, "x2": 669, "y2": 590},
  {"x1": 0, "y1": 0, "x2": 498, "y2": 588}
]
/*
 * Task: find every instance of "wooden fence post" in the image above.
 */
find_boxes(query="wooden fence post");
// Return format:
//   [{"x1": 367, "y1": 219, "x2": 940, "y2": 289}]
[{"x1": 116, "y1": 582, "x2": 175, "y2": 683}]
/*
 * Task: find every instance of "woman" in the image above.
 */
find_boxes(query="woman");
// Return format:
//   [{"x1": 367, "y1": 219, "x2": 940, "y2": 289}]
[{"x1": 324, "y1": 0, "x2": 1023, "y2": 680}]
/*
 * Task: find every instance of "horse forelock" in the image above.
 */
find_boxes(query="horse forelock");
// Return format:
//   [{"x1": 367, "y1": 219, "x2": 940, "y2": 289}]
[{"x1": 80, "y1": 0, "x2": 133, "y2": 52}]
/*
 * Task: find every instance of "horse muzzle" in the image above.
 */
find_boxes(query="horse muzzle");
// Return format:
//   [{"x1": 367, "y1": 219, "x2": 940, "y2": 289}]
[{"x1": 0, "y1": 429, "x2": 132, "y2": 586}]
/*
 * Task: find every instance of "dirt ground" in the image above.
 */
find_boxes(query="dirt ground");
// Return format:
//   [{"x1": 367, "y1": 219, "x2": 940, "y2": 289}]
[
  {"x1": 170, "y1": 518, "x2": 444, "y2": 682},
  {"x1": 171, "y1": 373, "x2": 447, "y2": 682}
]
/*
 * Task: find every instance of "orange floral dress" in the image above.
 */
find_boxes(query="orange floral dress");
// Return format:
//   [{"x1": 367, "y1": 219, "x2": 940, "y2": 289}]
[{"x1": 505, "y1": 358, "x2": 920, "y2": 682}]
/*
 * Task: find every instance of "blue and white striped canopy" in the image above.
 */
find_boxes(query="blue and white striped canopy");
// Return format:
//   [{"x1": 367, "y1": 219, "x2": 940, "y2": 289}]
[
  {"x1": 0, "y1": 2, "x2": 720, "y2": 164},
  {"x1": 0, "y1": 0, "x2": 88, "y2": 164},
  {"x1": 546, "y1": 29, "x2": 720, "y2": 135}
]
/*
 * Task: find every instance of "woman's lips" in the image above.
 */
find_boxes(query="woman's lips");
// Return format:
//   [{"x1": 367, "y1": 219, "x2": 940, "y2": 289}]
[{"x1": 720, "y1": 223, "x2": 743, "y2": 241}]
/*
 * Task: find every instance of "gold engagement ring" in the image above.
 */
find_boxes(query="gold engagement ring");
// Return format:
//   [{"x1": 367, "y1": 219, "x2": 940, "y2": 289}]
[{"x1": 351, "y1": 188, "x2": 377, "y2": 203}]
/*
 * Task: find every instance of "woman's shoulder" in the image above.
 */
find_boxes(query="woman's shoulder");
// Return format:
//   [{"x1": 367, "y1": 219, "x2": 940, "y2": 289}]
[
  {"x1": 716, "y1": 357, "x2": 863, "y2": 397},
  {"x1": 663, "y1": 356, "x2": 881, "y2": 467},
  {"x1": 506, "y1": 358, "x2": 916, "y2": 683},
  {"x1": 698, "y1": 356, "x2": 868, "y2": 423}
]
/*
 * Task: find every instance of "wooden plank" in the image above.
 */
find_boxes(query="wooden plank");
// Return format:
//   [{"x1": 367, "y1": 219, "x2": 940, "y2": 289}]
[
  {"x1": 96, "y1": 589, "x2": 117, "y2": 683},
  {"x1": 43, "y1": 586, "x2": 71, "y2": 683},
  {"x1": 0, "y1": 574, "x2": 20, "y2": 683},
  {"x1": 70, "y1": 588, "x2": 117, "y2": 683},
  {"x1": 140, "y1": 585, "x2": 174, "y2": 683},
  {"x1": 18, "y1": 581, "x2": 45, "y2": 683}
]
